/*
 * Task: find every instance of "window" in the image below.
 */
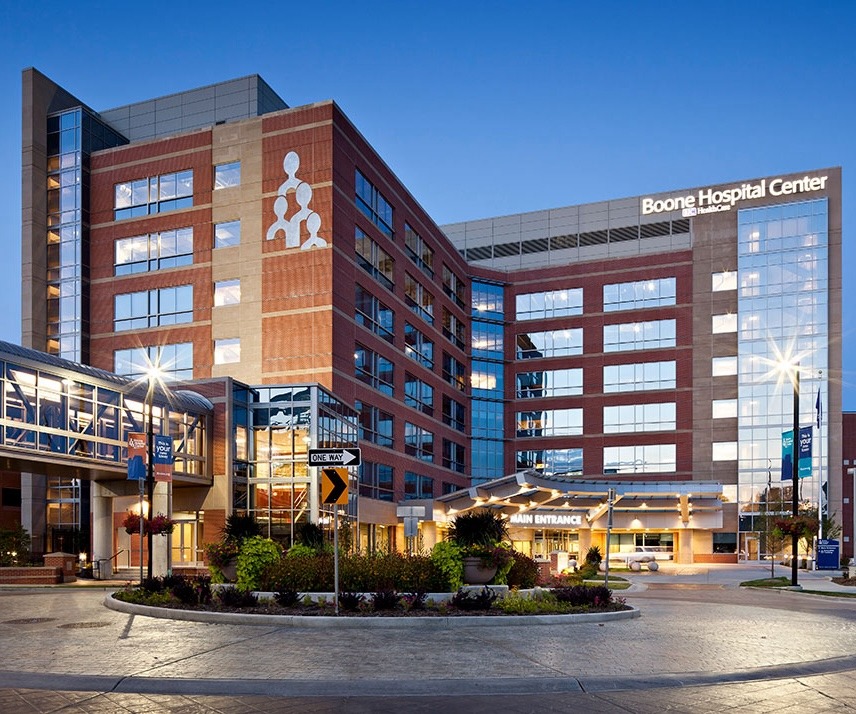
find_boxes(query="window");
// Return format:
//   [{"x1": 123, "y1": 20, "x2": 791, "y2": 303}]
[
  {"x1": 472, "y1": 282, "x2": 504, "y2": 320},
  {"x1": 603, "y1": 319, "x2": 676, "y2": 352},
  {"x1": 516, "y1": 368, "x2": 582, "y2": 398},
  {"x1": 404, "y1": 373, "x2": 433, "y2": 415},
  {"x1": 114, "y1": 343, "x2": 193, "y2": 380},
  {"x1": 115, "y1": 227, "x2": 193, "y2": 275},
  {"x1": 442, "y1": 265, "x2": 466, "y2": 308},
  {"x1": 356, "y1": 169, "x2": 393, "y2": 237},
  {"x1": 214, "y1": 161, "x2": 241, "y2": 189},
  {"x1": 114, "y1": 285, "x2": 193, "y2": 331},
  {"x1": 603, "y1": 403, "x2": 676, "y2": 433},
  {"x1": 603, "y1": 444, "x2": 676, "y2": 473},
  {"x1": 472, "y1": 400, "x2": 503, "y2": 439},
  {"x1": 603, "y1": 277, "x2": 676, "y2": 312},
  {"x1": 712, "y1": 313, "x2": 737, "y2": 334},
  {"x1": 517, "y1": 409, "x2": 583, "y2": 437},
  {"x1": 604, "y1": 361, "x2": 676, "y2": 393},
  {"x1": 405, "y1": 422, "x2": 434, "y2": 462},
  {"x1": 517, "y1": 329, "x2": 583, "y2": 359},
  {"x1": 517, "y1": 448, "x2": 583, "y2": 475},
  {"x1": 443, "y1": 439, "x2": 466, "y2": 473},
  {"x1": 712, "y1": 441, "x2": 738, "y2": 461},
  {"x1": 712, "y1": 399, "x2": 738, "y2": 419},
  {"x1": 442, "y1": 395, "x2": 466, "y2": 432},
  {"x1": 404, "y1": 471, "x2": 433, "y2": 500},
  {"x1": 114, "y1": 170, "x2": 193, "y2": 220},
  {"x1": 471, "y1": 360, "x2": 502, "y2": 397},
  {"x1": 442, "y1": 307, "x2": 466, "y2": 350},
  {"x1": 516, "y1": 288, "x2": 582, "y2": 320},
  {"x1": 214, "y1": 279, "x2": 241, "y2": 306},
  {"x1": 404, "y1": 223, "x2": 433, "y2": 276},
  {"x1": 404, "y1": 273, "x2": 434, "y2": 324},
  {"x1": 214, "y1": 338, "x2": 240, "y2": 364},
  {"x1": 355, "y1": 285, "x2": 394, "y2": 343},
  {"x1": 356, "y1": 401, "x2": 393, "y2": 447},
  {"x1": 355, "y1": 345, "x2": 394, "y2": 396},
  {"x1": 359, "y1": 461, "x2": 394, "y2": 501},
  {"x1": 712, "y1": 356, "x2": 738, "y2": 376},
  {"x1": 355, "y1": 227, "x2": 394, "y2": 289},
  {"x1": 712, "y1": 271, "x2": 737, "y2": 292},
  {"x1": 443, "y1": 352, "x2": 467, "y2": 392},
  {"x1": 472, "y1": 321, "x2": 503, "y2": 358},
  {"x1": 404, "y1": 322, "x2": 433, "y2": 369},
  {"x1": 215, "y1": 220, "x2": 241, "y2": 248}
]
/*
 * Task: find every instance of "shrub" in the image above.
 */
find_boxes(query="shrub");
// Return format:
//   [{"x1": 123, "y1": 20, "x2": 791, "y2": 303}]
[
  {"x1": 552, "y1": 584, "x2": 613, "y2": 608},
  {"x1": 402, "y1": 591, "x2": 428, "y2": 611},
  {"x1": 370, "y1": 590, "x2": 402, "y2": 611},
  {"x1": 584, "y1": 546, "x2": 602, "y2": 566},
  {"x1": 274, "y1": 589, "x2": 302, "y2": 607},
  {"x1": 295, "y1": 522, "x2": 326, "y2": 551},
  {"x1": 578, "y1": 563, "x2": 599, "y2": 580},
  {"x1": 217, "y1": 587, "x2": 258, "y2": 608},
  {"x1": 338, "y1": 591, "x2": 365, "y2": 612},
  {"x1": 447, "y1": 510, "x2": 508, "y2": 551},
  {"x1": 506, "y1": 550, "x2": 539, "y2": 589},
  {"x1": 223, "y1": 513, "x2": 262, "y2": 543},
  {"x1": 431, "y1": 541, "x2": 463, "y2": 591},
  {"x1": 236, "y1": 536, "x2": 282, "y2": 592},
  {"x1": 450, "y1": 586, "x2": 497, "y2": 611},
  {"x1": 264, "y1": 554, "x2": 334, "y2": 592}
]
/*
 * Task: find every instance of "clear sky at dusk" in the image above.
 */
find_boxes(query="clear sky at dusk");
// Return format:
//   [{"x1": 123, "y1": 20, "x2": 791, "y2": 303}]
[{"x1": 0, "y1": 1, "x2": 854, "y2": 405}]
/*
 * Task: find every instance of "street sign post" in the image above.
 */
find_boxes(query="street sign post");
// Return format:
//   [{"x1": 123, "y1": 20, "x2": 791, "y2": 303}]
[{"x1": 308, "y1": 448, "x2": 361, "y2": 467}]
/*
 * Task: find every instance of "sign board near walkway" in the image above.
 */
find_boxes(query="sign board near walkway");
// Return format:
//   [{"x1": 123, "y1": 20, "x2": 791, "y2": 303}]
[{"x1": 816, "y1": 539, "x2": 839, "y2": 570}]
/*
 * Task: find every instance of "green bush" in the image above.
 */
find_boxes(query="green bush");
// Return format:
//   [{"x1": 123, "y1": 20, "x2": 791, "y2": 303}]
[
  {"x1": 236, "y1": 536, "x2": 282, "y2": 592},
  {"x1": 430, "y1": 541, "x2": 463, "y2": 591},
  {"x1": 584, "y1": 546, "x2": 602, "y2": 566},
  {"x1": 0, "y1": 525, "x2": 31, "y2": 566},
  {"x1": 447, "y1": 510, "x2": 508, "y2": 551},
  {"x1": 264, "y1": 554, "x2": 334, "y2": 592},
  {"x1": 506, "y1": 550, "x2": 539, "y2": 588}
]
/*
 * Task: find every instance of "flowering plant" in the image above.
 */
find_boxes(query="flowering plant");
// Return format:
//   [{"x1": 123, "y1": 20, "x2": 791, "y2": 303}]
[
  {"x1": 147, "y1": 513, "x2": 176, "y2": 536},
  {"x1": 774, "y1": 515, "x2": 819, "y2": 539},
  {"x1": 205, "y1": 540, "x2": 239, "y2": 569},
  {"x1": 122, "y1": 512, "x2": 142, "y2": 535}
]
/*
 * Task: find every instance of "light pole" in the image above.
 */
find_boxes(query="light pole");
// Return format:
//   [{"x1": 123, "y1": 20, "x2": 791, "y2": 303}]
[
  {"x1": 144, "y1": 363, "x2": 163, "y2": 582},
  {"x1": 787, "y1": 362, "x2": 800, "y2": 588}
]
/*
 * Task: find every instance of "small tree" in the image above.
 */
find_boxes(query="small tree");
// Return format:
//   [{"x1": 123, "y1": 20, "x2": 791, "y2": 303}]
[{"x1": 0, "y1": 525, "x2": 30, "y2": 566}]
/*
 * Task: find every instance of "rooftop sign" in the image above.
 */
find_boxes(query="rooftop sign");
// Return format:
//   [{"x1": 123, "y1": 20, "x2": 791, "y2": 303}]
[{"x1": 641, "y1": 175, "x2": 828, "y2": 218}]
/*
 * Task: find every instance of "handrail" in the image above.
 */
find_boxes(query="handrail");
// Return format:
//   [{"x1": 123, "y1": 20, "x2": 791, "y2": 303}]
[{"x1": 97, "y1": 549, "x2": 125, "y2": 564}]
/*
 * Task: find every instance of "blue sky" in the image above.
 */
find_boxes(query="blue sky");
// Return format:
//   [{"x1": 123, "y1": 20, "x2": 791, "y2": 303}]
[{"x1": 0, "y1": 1, "x2": 854, "y2": 405}]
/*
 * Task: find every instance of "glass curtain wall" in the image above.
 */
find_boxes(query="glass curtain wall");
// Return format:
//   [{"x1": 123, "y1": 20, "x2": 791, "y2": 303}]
[
  {"x1": 470, "y1": 282, "x2": 505, "y2": 483},
  {"x1": 238, "y1": 385, "x2": 358, "y2": 546},
  {"x1": 737, "y1": 199, "x2": 829, "y2": 559}
]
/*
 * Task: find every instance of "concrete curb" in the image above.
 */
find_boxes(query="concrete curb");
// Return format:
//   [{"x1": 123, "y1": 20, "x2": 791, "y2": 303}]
[{"x1": 103, "y1": 592, "x2": 640, "y2": 628}]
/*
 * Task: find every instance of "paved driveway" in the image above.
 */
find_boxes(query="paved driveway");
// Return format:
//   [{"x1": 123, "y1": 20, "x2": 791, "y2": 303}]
[{"x1": 1, "y1": 563, "x2": 855, "y2": 712}]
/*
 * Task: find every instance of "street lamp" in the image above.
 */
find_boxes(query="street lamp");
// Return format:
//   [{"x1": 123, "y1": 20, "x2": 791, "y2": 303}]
[
  {"x1": 145, "y1": 363, "x2": 163, "y2": 581},
  {"x1": 781, "y1": 360, "x2": 800, "y2": 587}
]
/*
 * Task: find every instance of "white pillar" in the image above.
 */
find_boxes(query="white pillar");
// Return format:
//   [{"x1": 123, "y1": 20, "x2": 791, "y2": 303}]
[
  {"x1": 92, "y1": 484, "x2": 114, "y2": 579},
  {"x1": 153, "y1": 481, "x2": 170, "y2": 576}
]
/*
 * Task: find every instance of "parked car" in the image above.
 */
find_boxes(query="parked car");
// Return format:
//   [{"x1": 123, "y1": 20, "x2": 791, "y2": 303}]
[{"x1": 608, "y1": 546, "x2": 673, "y2": 564}]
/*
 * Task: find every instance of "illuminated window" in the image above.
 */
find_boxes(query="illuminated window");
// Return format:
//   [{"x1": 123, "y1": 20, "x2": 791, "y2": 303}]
[
  {"x1": 712, "y1": 313, "x2": 737, "y2": 334},
  {"x1": 712, "y1": 271, "x2": 737, "y2": 291},
  {"x1": 214, "y1": 338, "x2": 240, "y2": 365},
  {"x1": 214, "y1": 279, "x2": 241, "y2": 306},
  {"x1": 214, "y1": 161, "x2": 241, "y2": 189}
]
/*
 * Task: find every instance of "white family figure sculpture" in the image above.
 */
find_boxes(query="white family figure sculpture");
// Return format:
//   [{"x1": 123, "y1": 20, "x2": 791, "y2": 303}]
[{"x1": 266, "y1": 150, "x2": 327, "y2": 249}]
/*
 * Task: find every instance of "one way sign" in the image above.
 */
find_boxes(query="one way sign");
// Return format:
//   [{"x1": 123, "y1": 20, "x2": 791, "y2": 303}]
[
  {"x1": 321, "y1": 468, "x2": 349, "y2": 505},
  {"x1": 308, "y1": 448, "x2": 361, "y2": 467}
]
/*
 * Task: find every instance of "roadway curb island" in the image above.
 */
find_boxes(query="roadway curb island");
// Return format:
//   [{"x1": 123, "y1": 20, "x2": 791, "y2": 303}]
[{"x1": 103, "y1": 593, "x2": 640, "y2": 628}]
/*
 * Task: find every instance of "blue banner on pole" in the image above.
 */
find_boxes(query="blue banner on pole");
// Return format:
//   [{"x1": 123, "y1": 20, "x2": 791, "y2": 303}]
[
  {"x1": 781, "y1": 430, "x2": 793, "y2": 481},
  {"x1": 798, "y1": 425, "x2": 812, "y2": 479},
  {"x1": 127, "y1": 432, "x2": 146, "y2": 481},
  {"x1": 153, "y1": 434, "x2": 173, "y2": 482}
]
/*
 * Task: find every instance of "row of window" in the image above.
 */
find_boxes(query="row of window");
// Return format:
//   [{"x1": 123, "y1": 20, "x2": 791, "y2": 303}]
[
  {"x1": 359, "y1": 461, "x2": 463, "y2": 501},
  {"x1": 515, "y1": 444, "x2": 678, "y2": 474},
  {"x1": 113, "y1": 280, "x2": 241, "y2": 331},
  {"x1": 113, "y1": 162, "x2": 240, "y2": 221},
  {"x1": 515, "y1": 402, "x2": 677, "y2": 437}
]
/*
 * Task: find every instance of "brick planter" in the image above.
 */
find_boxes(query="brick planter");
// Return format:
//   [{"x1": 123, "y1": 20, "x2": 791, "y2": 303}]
[{"x1": 0, "y1": 567, "x2": 63, "y2": 584}]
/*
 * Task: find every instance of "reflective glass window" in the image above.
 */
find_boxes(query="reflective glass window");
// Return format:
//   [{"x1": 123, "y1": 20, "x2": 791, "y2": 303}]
[
  {"x1": 516, "y1": 408, "x2": 582, "y2": 437},
  {"x1": 712, "y1": 399, "x2": 738, "y2": 419},
  {"x1": 214, "y1": 338, "x2": 241, "y2": 364},
  {"x1": 516, "y1": 328, "x2": 583, "y2": 359},
  {"x1": 442, "y1": 265, "x2": 466, "y2": 308},
  {"x1": 603, "y1": 403, "x2": 676, "y2": 433},
  {"x1": 404, "y1": 373, "x2": 432, "y2": 414},
  {"x1": 712, "y1": 441, "x2": 738, "y2": 461},
  {"x1": 603, "y1": 319, "x2": 676, "y2": 352},
  {"x1": 355, "y1": 227, "x2": 394, "y2": 289},
  {"x1": 404, "y1": 471, "x2": 434, "y2": 499},
  {"x1": 516, "y1": 368, "x2": 582, "y2": 398},
  {"x1": 404, "y1": 223, "x2": 433, "y2": 276},
  {"x1": 516, "y1": 448, "x2": 583, "y2": 475},
  {"x1": 472, "y1": 321, "x2": 503, "y2": 358},
  {"x1": 472, "y1": 281, "x2": 504, "y2": 320},
  {"x1": 355, "y1": 345, "x2": 394, "y2": 396},
  {"x1": 215, "y1": 220, "x2": 241, "y2": 248},
  {"x1": 712, "y1": 271, "x2": 737, "y2": 291},
  {"x1": 404, "y1": 422, "x2": 434, "y2": 462},
  {"x1": 356, "y1": 169, "x2": 393, "y2": 237},
  {"x1": 471, "y1": 359, "x2": 501, "y2": 397},
  {"x1": 404, "y1": 273, "x2": 434, "y2": 325},
  {"x1": 712, "y1": 313, "x2": 737, "y2": 334},
  {"x1": 404, "y1": 322, "x2": 433, "y2": 368},
  {"x1": 603, "y1": 277, "x2": 675, "y2": 312},
  {"x1": 214, "y1": 279, "x2": 241, "y2": 306},
  {"x1": 114, "y1": 343, "x2": 193, "y2": 380},
  {"x1": 603, "y1": 444, "x2": 676, "y2": 473},
  {"x1": 442, "y1": 307, "x2": 465, "y2": 350},
  {"x1": 114, "y1": 285, "x2": 193, "y2": 330},
  {"x1": 712, "y1": 356, "x2": 738, "y2": 376},
  {"x1": 114, "y1": 170, "x2": 193, "y2": 220},
  {"x1": 516, "y1": 288, "x2": 582, "y2": 320},
  {"x1": 442, "y1": 395, "x2": 466, "y2": 432},
  {"x1": 603, "y1": 361, "x2": 676, "y2": 392},
  {"x1": 355, "y1": 285, "x2": 394, "y2": 343},
  {"x1": 442, "y1": 439, "x2": 466, "y2": 473},
  {"x1": 214, "y1": 161, "x2": 241, "y2": 189},
  {"x1": 443, "y1": 353, "x2": 467, "y2": 392}
]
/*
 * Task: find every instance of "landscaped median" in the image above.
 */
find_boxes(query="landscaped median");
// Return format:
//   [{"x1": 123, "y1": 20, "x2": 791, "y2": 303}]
[{"x1": 104, "y1": 584, "x2": 639, "y2": 628}]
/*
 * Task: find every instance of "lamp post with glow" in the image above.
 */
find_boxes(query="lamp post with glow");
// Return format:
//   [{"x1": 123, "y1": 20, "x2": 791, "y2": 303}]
[
  {"x1": 145, "y1": 364, "x2": 163, "y2": 582},
  {"x1": 784, "y1": 361, "x2": 801, "y2": 588}
]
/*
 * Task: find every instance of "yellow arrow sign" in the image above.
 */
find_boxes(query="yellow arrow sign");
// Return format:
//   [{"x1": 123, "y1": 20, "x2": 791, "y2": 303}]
[{"x1": 321, "y1": 467, "x2": 349, "y2": 505}]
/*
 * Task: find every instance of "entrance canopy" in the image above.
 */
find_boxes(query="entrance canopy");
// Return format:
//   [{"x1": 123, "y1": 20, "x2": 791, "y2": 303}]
[{"x1": 435, "y1": 471, "x2": 723, "y2": 530}]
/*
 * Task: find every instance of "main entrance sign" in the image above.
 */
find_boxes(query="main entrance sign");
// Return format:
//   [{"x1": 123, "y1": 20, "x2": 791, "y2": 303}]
[{"x1": 641, "y1": 175, "x2": 828, "y2": 217}]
